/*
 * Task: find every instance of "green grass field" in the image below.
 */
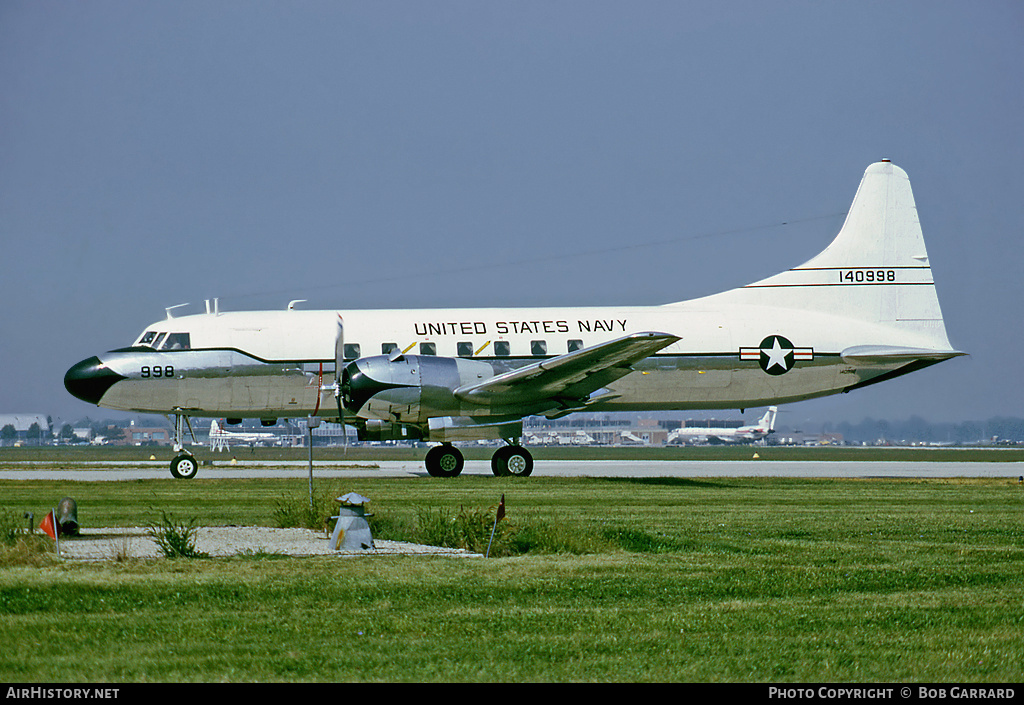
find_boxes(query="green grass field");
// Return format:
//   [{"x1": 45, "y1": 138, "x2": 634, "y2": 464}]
[{"x1": 2, "y1": 466, "x2": 1023, "y2": 682}]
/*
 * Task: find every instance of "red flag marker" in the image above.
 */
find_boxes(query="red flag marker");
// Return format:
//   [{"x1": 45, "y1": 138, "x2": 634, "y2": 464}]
[{"x1": 39, "y1": 509, "x2": 58, "y2": 540}]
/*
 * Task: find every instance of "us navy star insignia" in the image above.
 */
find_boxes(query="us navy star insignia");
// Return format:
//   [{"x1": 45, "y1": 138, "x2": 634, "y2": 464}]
[{"x1": 739, "y1": 335, "x2": 813, "y2": 375}]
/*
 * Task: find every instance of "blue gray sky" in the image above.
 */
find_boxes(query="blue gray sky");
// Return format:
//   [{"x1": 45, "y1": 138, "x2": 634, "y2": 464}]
[{"x1": 2, "y1": 1, "x2": 1021, "y2": 427}]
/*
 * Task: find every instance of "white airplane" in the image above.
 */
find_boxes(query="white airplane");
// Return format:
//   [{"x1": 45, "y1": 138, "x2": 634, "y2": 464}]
[
  {"x1": 65, "y1": 161, "x2": 964, "y2": 479},
  {"x1": 207, "y1": 419, "x2": 276, "y2": 451},
  {"x1": 668, "y1": 407, "x2": 777, "y2": 445}
]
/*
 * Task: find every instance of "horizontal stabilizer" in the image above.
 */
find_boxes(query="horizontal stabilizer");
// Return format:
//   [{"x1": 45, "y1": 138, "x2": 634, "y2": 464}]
[{"x1": 840, "y1": 345, "x2": 966, "y2": 365}]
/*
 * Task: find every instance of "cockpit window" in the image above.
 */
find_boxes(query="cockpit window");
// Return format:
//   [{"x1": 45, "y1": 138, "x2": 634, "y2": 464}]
[
  {"x1": 161, "y1": 333, "x2": 191, "y2": 350},
  {"x1": 135, "y1": 331, "x2": 191, "y2": 350}
]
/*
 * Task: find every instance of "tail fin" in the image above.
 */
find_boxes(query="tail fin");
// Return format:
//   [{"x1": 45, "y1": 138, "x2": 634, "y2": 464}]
[
  {"x1": 698, "y1": 161, "x2": 958, "y2": 353},
  {"x1": 757, "y1": 406, "x2": 778, "y2": 432}
]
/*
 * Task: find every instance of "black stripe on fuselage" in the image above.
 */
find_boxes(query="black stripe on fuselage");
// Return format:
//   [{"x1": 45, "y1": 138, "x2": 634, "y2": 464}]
[{"x1": 108, "y1": 346, "x2": 842, "y2": 366}]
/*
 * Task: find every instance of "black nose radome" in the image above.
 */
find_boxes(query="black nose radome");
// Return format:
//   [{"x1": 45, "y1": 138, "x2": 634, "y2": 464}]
[{"x1": 64, "y1": 357, "x2": 126, "y2": 405}]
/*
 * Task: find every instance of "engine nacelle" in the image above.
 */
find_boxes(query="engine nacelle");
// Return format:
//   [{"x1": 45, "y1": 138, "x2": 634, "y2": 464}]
[
  {"x1": 342, "y1": 354, "x2": 494, "y2": 424},
  {"x1": 358, "y1": 419, "x2": 424, "y2": 442}
]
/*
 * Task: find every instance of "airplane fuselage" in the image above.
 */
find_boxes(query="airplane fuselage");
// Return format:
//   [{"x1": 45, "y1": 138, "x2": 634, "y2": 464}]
[{"x1": 70, "y1": 299, "x2": 943, "y2": 420}]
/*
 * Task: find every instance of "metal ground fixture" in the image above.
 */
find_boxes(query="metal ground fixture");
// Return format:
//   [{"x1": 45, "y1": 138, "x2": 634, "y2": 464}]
[
  {"x1": 58, "y1": 497, "x2": 80, "y2": 536},
  {"x1": 329, "y1": 492, "x2": 374, "y2": 551}
]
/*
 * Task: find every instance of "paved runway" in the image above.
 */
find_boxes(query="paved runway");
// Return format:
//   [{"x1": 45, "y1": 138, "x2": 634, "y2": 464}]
[{"x1": 2, "y1": 459, "x2": 1022, "y2": 481}]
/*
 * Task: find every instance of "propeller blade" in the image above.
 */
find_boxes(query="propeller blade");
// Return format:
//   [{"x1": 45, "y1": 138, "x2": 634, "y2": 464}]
[{"x1": 334, "y1": 314, "x2": 347, "y2": 454}]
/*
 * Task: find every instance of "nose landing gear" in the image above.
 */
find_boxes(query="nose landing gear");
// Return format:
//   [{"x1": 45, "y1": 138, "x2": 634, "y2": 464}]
[{"x1": 169, "y1": 412, "x2": 199, "y2": 479}]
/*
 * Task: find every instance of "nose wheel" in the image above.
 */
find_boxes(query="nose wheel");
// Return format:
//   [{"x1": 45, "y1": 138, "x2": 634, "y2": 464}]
[{"x1": 170, "y1": 453, "x2": 199, "y2": 479}]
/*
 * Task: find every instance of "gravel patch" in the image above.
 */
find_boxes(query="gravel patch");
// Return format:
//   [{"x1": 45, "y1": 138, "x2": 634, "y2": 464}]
[{"x1": 57, "y1": 526, "x2": 481, "y2": 561}]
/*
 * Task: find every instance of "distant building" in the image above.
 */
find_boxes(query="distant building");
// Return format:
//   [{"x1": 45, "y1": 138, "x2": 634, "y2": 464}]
[
  {"x1": 121, "y1": 426, "x2": 172, "y2": 445},
  {"x1": 0, "y1": 414, "x2": 51, "y2": 445}
]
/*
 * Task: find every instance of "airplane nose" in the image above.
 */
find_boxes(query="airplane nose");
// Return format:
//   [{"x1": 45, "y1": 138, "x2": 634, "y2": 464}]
[{"x1": 64, "y1": 357, "x2": 126, "y2": 405}]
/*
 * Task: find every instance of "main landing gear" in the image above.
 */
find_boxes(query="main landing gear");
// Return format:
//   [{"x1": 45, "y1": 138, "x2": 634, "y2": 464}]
[
  {"x1": 491, "y1": 444, "x2": 534, "y2": 477},
  {"x1": 424, "y1": 444, "x2": 464, "y2": 478},
  {"x1": 169, "y1": 412, "x2": 199, "y2": 479},
  {"x1": 423, "y1": 441, "x2": 534, "y2": 478}
]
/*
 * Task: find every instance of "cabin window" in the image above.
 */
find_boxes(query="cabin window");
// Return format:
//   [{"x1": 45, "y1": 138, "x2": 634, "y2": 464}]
[
  {"x1": 161, "y1": 333, "x2": 191, "y2": 350},
  {"x1": 419, "y1": 342, "x2": 436, "y2": 356},
  {"x1": 457, "y1": 342, "x2": 474, "y2": 358},
  {"x1": 531, "y1": 340, "x2": 547, "y2": 356},
  {"x1": 382, "y1": 342, "x2": 398, "y2": 355},
  {"x1": 568, "y1": 339, "x2": 584, "y2": 352},
  {"x1": 494, "y1": 341, "x2": 511, "y2": 357},
  {"x1": 343, "y1": 344, "x2": 361, "y2": 361}
]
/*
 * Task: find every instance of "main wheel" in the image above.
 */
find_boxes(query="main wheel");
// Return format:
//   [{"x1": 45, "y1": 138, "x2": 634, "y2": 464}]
[
  {"x1": 425, "y1": 444, "x2": 464, "y2": 478},
  {"x1": 170, "y1": 454, "x2": 199, "y2": 479},
  {"x1": 491, "y1": 445, "x2": 534, "y2": 477}
]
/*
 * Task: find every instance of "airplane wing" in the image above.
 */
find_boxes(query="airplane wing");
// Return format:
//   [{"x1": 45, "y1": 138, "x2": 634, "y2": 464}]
[{"x1": 454, "y1": 332, "x2": 680, "y2": 409}]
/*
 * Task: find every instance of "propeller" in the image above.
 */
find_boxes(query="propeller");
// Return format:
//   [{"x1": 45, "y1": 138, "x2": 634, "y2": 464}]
[{"x1": 334, "y1": 314, "x2": 347, "y2": 454}]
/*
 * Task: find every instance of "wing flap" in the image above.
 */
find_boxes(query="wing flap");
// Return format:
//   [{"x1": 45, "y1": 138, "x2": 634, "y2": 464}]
[{"x1": 455, "y1": 332, "x2": 679, "y2": 406}]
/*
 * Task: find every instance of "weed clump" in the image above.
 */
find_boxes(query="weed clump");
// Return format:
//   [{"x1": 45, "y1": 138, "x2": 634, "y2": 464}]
[
  {"x1": 0, "y1": 509, "x2": 56, "y2": 567},
  {"x1": 396, "y1": 505, "x2": 678, "y2": 557},
  {"x1": 411, "y1": 505, "x2": 510, "y2": 556},
  {"x1": 146, "y1": 511, "x2": 209, "y2": 559},
  {"x1": 272, "y1": 489, "x2": 341, "y2": 530}
]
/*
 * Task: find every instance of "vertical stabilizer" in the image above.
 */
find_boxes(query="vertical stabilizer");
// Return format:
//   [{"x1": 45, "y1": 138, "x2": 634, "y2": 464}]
[{"x1": 696, "y1": 161, "x2": 956, "y2": 351}]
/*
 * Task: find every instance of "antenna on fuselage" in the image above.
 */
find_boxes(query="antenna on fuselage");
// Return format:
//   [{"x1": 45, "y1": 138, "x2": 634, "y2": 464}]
[
  {"x1": 288, "y1": 300, "x2": 307, "y2": 310},
  {"x1": 165, "y1": 303, "x2": 189, "y2": 319}
]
